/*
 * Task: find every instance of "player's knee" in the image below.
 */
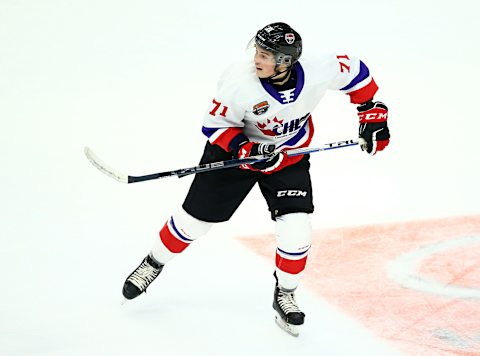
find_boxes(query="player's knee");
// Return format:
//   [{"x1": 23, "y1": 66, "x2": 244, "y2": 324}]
[
  {"x1": 275, "y1": 212, "x2": 312, "y2": 252},
  {"x1": 172, "y1": 208, "x2": 213, "y2": 240}
]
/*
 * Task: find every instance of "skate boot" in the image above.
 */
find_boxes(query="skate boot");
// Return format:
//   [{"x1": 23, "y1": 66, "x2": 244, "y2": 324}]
[
  {"x1": 272, "y1": 272, "x2": 305, "y2": 337},
  {"x1": 122, "y1": 254, "x2": 164, "y2": 300}
]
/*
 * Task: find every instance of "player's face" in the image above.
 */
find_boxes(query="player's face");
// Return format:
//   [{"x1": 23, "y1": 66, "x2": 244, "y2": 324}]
[{"x1": 254, "y1": 45, "x2": 277, "y2": 78}]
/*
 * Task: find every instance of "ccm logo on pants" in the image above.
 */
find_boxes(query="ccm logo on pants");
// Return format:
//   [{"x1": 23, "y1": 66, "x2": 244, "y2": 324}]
[{"x1": 277, "y1": 190, "x2": 308, "y2": 197}]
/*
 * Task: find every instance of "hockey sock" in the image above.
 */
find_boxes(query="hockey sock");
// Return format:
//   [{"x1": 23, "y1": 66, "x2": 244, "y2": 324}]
[
  {"x1": 275, "y1": 213, "x2": 312, "y2": 290},
  {"x1": 151, "y1": 208, "x2": 212, "y2": 264}
]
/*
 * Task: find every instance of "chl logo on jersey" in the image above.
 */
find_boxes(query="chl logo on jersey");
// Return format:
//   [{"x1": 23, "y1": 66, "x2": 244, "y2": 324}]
[
  {"x1": 255, "y1": 113, "x2": 309, "y2": 137},
  {"x1": 253, "y1": 101, "x2": 270, "y2": 115}
]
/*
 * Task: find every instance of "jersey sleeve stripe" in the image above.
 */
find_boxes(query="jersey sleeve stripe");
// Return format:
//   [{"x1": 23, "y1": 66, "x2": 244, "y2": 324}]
[
  {"x1": 340, "y1": 60, "x2": 370, "y2": 91},
  {"x1": 347, "y1": 78, "x2": 379, "y2": 104},
  {"x1": 341, "y1": 74, "x2": 373, "y2": 94},
  {"x1": 211, "y1": 127, "x2": 244, "y2": 151},
  {"x1": 202, "y1": 126, "x2": 245, "y2": 151},
  {"x1": 201, "y1": 126, "x2": 219, "y2": 138},
  {"x1": 204, "y1": 127, "x2": 228, "y2": 142}
]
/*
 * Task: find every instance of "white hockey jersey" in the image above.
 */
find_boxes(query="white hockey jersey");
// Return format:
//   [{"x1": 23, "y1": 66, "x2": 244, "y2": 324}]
[{"x1": 201, "y1": 53, "x2": 378, "y2": 168}]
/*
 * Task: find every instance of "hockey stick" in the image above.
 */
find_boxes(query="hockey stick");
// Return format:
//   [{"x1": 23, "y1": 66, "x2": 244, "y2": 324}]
[{"x1": 84, "y1": 139, "x2": 358, "y2": 184}]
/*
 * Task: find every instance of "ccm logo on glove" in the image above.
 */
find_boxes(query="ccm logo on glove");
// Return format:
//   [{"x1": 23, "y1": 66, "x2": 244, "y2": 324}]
[
  {"x1": 357, "y1": 101, "x2": 390, "y2": 156},
  {"x1": 358, "y1": 110, "x2": 388, "y2": 122}
]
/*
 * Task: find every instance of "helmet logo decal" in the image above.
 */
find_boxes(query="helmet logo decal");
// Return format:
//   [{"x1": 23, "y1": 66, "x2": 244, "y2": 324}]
[{"x1": 285, "y1": 33, "x2": 295, "y2": 44}]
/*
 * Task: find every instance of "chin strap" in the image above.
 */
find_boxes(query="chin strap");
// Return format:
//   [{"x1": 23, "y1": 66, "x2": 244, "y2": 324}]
[{"x1": 268, "y1": 67, "x2": 292, "y2": 83}]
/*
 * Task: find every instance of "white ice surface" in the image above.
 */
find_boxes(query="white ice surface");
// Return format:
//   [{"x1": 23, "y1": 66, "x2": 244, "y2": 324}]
[
  {"x1": 1, "y1": 233, "x2": 402, "y2": 356},
  {"x1": 1, "y1": 0, "x2": 479, "y2": 355}
]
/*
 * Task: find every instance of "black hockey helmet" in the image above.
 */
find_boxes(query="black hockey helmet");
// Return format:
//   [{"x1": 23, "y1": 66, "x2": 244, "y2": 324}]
[{"x1": 253, "y1": 22, "x2": 302, "y2": 66}]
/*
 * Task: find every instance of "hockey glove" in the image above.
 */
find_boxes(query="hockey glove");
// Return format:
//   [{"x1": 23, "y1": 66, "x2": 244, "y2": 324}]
[
  {"x1": 357, "y1": 101, "x2": 390, "y2": 155},
  {"x1": 237, "y1": 141, "x2": 286, "y2": 173}
]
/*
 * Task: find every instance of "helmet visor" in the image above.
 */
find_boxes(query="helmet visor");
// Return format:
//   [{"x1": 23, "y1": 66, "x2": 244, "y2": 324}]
[{"x1": 246, "y1": 36, "x2": 277, "y2": 64}]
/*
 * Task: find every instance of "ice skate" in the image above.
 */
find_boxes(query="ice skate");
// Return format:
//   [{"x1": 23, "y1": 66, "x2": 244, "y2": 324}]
[
  {"x1": 272, "y1": 272, "x2": 305, "y2": 337},
  {"x1": 122, "y1": 254, "x2": 164, "y2": 300}
]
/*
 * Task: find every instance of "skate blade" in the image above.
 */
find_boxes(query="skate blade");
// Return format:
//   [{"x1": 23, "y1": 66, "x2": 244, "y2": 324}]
[{"x1": 274, "y1": 312, "x2": 300, "y2": 337}]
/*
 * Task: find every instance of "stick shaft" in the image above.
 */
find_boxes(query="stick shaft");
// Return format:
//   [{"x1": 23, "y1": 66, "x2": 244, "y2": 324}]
[{"x1": 85, "y1": 139, "x2": 358, "y2": 184}]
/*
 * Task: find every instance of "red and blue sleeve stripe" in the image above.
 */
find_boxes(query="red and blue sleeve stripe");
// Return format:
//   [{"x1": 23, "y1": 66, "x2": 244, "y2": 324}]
[
  {"x1": 202, "y1": 126, "x2": 248, "y2": 152},
  {"x1": 341, "y1": 60, "x2": 378, "y2": 104}
]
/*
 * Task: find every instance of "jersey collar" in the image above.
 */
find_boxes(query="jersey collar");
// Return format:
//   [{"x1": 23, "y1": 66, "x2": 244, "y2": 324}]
[{"x1": 259, "y1": 62, "x2": 305, "y2": 104}]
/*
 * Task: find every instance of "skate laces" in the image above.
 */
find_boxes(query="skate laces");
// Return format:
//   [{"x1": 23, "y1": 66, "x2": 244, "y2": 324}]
[
  {"x1": 128, "y1": 259, "x2": 161, "y2": 291},
  {"x1": 277, "y1": 289, "x2": 302, "y2": 314}
]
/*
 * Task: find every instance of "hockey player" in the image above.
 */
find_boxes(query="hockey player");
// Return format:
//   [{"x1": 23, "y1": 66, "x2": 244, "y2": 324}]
[{"x1": 122, "y1": 22, "x2": 389, "y2": 336}]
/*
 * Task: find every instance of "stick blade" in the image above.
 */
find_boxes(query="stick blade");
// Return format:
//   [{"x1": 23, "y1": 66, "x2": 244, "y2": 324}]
[{"x1": 84, "y1": 147, "x2": 129, "y2": 183}]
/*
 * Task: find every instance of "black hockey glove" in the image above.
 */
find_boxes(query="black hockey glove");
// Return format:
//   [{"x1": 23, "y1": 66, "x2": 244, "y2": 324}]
[
  {"x1": 236, "y1": 141, "x2": 286, "y2": 173},
  {"x1": 357, "y1": 101, "x2": 390, "y2": 155}
]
